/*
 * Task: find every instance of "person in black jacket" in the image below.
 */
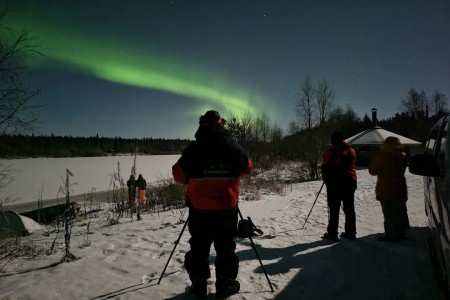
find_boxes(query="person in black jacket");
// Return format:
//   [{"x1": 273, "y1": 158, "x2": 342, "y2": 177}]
[
  {"x1": 172, "y1": 110, "x2": 252, "y2": 299},
  {"x1": 126, "y1": 175, "x2": 136, "y2": 207}
]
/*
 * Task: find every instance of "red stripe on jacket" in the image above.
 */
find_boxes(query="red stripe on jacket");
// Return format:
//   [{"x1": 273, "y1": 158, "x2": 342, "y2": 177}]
[{"x1": 172, "y1": 159, "x2": 253, "y2": 210}]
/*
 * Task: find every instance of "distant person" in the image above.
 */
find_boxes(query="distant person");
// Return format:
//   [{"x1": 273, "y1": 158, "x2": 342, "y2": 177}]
[
  {"x1": 369, "y1": 136, "x2": 409, "y2": 242},
  {"x1": 172, "y1": 110, "x2": 252, "y2": 299},
  {"x1": 127, "y1": 175, "x2": 136, "y2": 207},
  {"x1": 136, "y1": 174, "x2": 147, "y2": 205},
  {"x1": 321, "y1": 131, "x2": 357, "y2": 242}
]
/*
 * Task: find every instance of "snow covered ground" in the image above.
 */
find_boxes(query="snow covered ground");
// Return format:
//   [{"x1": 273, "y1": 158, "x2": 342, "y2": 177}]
[{"x1": 0, "y1": 156, "x2": 445, "y2": 299}]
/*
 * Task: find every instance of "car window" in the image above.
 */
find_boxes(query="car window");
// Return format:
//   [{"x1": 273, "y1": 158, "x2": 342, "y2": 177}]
[
  {"x1": 437, "y1": 119, "x2": 447, "y2": 175},
  {"x1": 426, "y1": 119, "x2": 442, "y2": 154}
]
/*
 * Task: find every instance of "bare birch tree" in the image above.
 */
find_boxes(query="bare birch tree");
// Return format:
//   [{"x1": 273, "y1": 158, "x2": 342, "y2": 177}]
[
  {"x1": 400, "y1": 88, "x2": 428, "y2": 119},
  {"x1": 429, "y1": 90, "x2": 448, "y2": 117},
  {"x1": 254, "y1": 112, "x2": 271, "y2": 143},
  {"x1": 316, "y1": 78, "x2": 334, "y2": 127},
  {"x1": 0, "y1": 7, "x2": 41, "y2": 207},
  {"x1": 295, "y1": 75, "x2": 315, "y2": 130},
  {"x1": 295, "y1": 75, "x2": 335, "y2": 180},
  {"x1": 0, "y1": 7, "x2": 41, "y2": 135},
  {"x1": 238, "y1": 111, "x2": 254, "y2": 145}
]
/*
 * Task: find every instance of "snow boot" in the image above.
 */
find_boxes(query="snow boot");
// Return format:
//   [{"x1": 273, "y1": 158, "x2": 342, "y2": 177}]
[
  {"x1": 190, "y1": 277, "x2": 207, "y2": 299},
  {"x1": 340, "y1": 232, "x2": 356, "y2": 240},
  {"x1": 216, "y1": 280, "x2": 241, "y2": 299},
  {"x1": 216, "y1": 280, "x2": 240, "y2": 299},
  {"x1": 323, "y1": 232, "x2": 340, "y2": 242}
]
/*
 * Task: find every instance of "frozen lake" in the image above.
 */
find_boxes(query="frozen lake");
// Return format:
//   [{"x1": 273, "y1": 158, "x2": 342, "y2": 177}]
[{"x1": 0, "y1": 155, "x2": 179, "y2": 206}]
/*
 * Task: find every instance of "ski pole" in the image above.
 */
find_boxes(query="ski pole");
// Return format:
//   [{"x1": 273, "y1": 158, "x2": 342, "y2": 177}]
[
  {"x1": 237, "y1": 206, "x2": 274, "y2": 292},
  {"x1": 301, "y1": 181, "x2": 325, "y2": 229},
  {"x1": 157, "y1": 216, "x2": 189, "y2": 284}
]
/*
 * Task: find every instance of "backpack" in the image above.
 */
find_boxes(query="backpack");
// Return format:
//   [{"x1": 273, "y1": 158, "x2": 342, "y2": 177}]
[{"x1": 237, "y1": 217, "x2": 263, "y2": 238}]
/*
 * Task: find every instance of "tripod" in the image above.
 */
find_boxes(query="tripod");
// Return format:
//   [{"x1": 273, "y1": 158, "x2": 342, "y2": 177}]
[
  {"x1": 157, "y1": 216, "x2": 189, "y2": 285},
  {"x1": 301, "y1": 181, "x2": 325, "y2": 229},
  {"x1": 157, "y1": 207, "x2": 274, "y2": 292},
  {"x1": 237, "y1": 206, "x2": 274, "y2": 292}
]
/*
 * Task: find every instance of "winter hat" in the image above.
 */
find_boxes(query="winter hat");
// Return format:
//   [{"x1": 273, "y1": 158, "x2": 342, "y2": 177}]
[
  {"x1": 331, "y1": 131, "x2": 344, "y2": 146},
  {"x1": 199, "y1": 110, "x2": 223, "y2": 126},
  {"x1": 383, "y1": 136, "x2": 402, "y2": 149}
]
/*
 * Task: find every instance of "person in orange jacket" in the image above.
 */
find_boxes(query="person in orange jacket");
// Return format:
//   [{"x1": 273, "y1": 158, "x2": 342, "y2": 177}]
[
  {"x1": 136, "y1": 174, "x2": 146, "y2": 206},
  {"x1": 172, "y1": 110, "x2": 252, "y2": 299},
  {"x1": 321, "y1": 131, "x2": 357, "y2": 242}
]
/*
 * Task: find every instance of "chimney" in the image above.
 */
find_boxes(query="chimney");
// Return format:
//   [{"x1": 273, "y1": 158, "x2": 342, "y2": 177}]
[{"x1": 371, "y1": 108, "x2": 378, "y2": 127}]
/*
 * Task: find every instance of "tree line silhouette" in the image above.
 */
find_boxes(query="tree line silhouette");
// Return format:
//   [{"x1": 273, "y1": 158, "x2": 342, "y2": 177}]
[
  {"x1": 0, "y1": 134, "x2": 191, "y2": 158},
  {"x1": 0, "y1": 108, "x2": 446, "y2": 160}
]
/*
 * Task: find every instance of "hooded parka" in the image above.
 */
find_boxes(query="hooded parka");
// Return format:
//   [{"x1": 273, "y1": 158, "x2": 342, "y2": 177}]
[
  {"x1": 368, "y1": 139, "x2": 408, "y2": 203},
  {"x1": 172, "y1": 122, "x2": 252, "y2": 210},
  {"x1": 368, "y1": 136, "x2": 409, "y2": 241}
]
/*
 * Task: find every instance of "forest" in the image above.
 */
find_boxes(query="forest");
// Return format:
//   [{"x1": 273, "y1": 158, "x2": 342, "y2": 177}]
[
  {"x1": 0, "y1": 135, "x2": 190, "y2": 158},
  {"x1": 0, "y1": 105, "x2": 445, "y2": 160}
]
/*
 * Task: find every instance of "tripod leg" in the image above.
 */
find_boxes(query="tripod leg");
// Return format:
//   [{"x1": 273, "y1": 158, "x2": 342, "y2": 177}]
[
  {"x1": 237, "y1": 207, "x2": 274, "y2": 292},
  {"x1": 157, "y1": 216, "x2": 189, "y2": 284},
  {"x1": 301, "y1": 181, "x2": 325, "y2": 229}
]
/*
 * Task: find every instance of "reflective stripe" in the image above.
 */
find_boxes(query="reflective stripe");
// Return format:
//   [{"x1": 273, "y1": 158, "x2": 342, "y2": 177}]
[{"x1": 191, "y1": 177, "x2": 239, "y2": 181}]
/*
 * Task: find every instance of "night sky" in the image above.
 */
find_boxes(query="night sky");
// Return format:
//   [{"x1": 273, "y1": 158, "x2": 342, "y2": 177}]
[{"x1": 8, "y1": 0, "x2": 450, "y2": 139}]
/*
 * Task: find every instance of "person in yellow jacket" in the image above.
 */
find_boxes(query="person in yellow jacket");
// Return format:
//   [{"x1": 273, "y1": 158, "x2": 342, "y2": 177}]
[{"x1": 369, "y1": 136, "x2": 409, "y2": 242}]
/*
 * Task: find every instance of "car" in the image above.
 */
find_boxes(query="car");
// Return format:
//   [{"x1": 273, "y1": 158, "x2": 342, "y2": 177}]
[{"x1": 409, "y1": 113, "x2": 450, "y2": 296}]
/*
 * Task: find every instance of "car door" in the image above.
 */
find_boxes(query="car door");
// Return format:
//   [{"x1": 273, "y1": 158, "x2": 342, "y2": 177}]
[
  {"x1": 428, "y1": 114, "x2": 450, "y2": 285},
  {"x1": 434, "y1": 115, "x2": 450, "y2": 279},
  {"x1": 408, "y1": 114, "x2": 450, "y2": 292}
]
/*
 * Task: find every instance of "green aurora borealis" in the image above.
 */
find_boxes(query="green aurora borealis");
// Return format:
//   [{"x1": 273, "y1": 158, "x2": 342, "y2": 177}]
[
  {"x1": 13, "y1": 15, "x2": 267, "y2": 120},
  {"x1": 7, "y1": 0, "x2": 450, "y2": 139}
]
